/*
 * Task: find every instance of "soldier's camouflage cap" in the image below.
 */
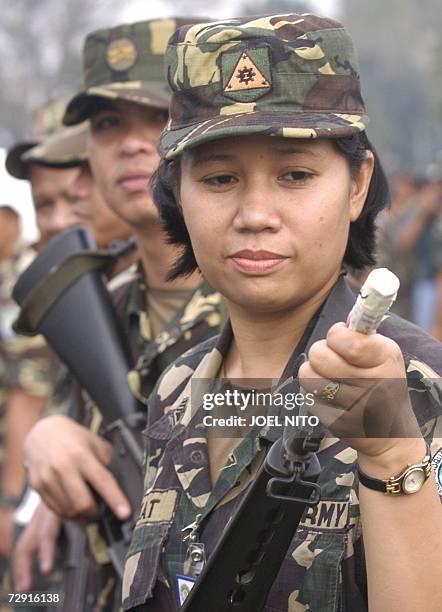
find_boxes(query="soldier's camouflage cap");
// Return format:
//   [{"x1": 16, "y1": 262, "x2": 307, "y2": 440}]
[
  {"x1": 64, "y1": 18, "x2": 204, "y2": 126},
  {"x1": 6, "y1": 96, "x2": 85, "y2": 179},
  {"x1": 159, "y1": 13, "x2": 369, "y2": 160},
  {"x1": 22, "y1": 123, "x2": 88, "y2": 169}
]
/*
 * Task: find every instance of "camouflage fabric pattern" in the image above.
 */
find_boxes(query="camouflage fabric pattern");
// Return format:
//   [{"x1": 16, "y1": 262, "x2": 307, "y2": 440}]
[
  {"x1": 76, "y1": 265, "x2": 224, "y2": 612},
  {"x1": 0, "y1": 246, "x2": 60, "y2": 474},
  {"x1": 159, "y1": 13, "x2": 369, "y2": 160},
  {"x1": 23, "y1": 122, "x2": 89, "y2": 169},
  {"x1": 63, "y1": 18, "x2": 206, "y2": 126},
  {"x1": 123, "y1": 277, "x2": 442, "y2": 611},
  {"x1": 6, "y1": 95, "x2": 73, "y2": 179}
]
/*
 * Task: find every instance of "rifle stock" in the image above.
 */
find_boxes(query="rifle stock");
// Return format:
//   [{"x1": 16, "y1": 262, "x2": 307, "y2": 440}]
[{"x1": 13, "y1": 227, "x2": 144, "y2": 575}]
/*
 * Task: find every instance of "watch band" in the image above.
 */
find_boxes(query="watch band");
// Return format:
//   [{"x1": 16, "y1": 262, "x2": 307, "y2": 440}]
[
  {"x1": 357, "y1": 443, "x2": 432, "y2": 495},
  {"x1": 357, "y1": 469, "x2": 387, "y2": 493}
]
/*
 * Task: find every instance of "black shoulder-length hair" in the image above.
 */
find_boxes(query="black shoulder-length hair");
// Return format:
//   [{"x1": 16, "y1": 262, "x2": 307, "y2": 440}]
[{"x1": 151, "y1": 131, "x2": 390, "y2": 281}]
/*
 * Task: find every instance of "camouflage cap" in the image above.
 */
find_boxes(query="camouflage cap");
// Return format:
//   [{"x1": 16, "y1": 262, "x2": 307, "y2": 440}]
[
  {"x1": 159, "y1": 13, "x2": 369, "y2": 160},
  {"x1": 22, "y1": 123, "x2": 88, "y2": 169},
  {"x1": 6, "y1": 95, "x2": 71, "y2": 179},
  {"x1": 63, "y1": 18, "x2": 205, "y2": 126}
]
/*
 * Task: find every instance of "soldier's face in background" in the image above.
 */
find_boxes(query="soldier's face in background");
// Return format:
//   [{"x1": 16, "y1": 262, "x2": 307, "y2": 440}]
[
  {"x1": 0, "y1": 207, "x2": 20, "y2": 261},
  {"x1": 70, "y1": 162, "x2": 132, "y2": 248},
  {"x1": 28, "y1": 164, "x2": 81, "y2": 246},
  {"x1": 180, "y1": 135, "x2": 372, "y2": 315},
  {"x1": 88, "y1": 99, "x2": 167, "y2": 230}
]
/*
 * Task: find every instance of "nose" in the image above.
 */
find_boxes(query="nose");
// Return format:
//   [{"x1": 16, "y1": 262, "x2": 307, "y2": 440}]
[
  {"x1": 119, "y1": 117, "x2": 159, "y2": 158},
  {"x1": 49, "y1": 200, "x2": 81, "y2": 235},
  {"x1": 69, "y1": 172, "x2": 92, "y2": 202},
  {"x1": 232, "y1": 182, "x2": 281, "y2": 233}
]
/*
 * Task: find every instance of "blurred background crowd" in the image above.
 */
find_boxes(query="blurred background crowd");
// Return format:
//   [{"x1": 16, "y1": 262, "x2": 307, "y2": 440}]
[{"x1": 0, "y1": 0, "x2": 441, "y2": 606}]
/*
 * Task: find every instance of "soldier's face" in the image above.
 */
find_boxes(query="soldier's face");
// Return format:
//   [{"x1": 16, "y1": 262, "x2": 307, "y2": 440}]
[
  {"x1": 70, "y1": 163, "x2": 132, "y2": 248},
  {"x1": 88, "y1": 100, "x2": 167, "y2": 230},
  {"x1": 0, "y1": 208, "x2": 19, "y2": 260},
  {"x1": 180, "y1": 135, "x2": 373, "y2": 314},
  {"x1": 29, "y1": 165, "x2": 82, "y2": 246}
]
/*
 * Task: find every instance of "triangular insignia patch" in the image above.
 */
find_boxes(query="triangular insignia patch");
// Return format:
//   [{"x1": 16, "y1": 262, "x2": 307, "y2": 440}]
[{"x1": 225, "y1": 52, "x2": 270, "y2": 93}]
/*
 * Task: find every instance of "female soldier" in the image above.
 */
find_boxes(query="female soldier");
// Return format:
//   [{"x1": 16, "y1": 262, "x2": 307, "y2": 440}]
[{"x1": 123, "y1": 13, "x2": 442, "y2": 611}]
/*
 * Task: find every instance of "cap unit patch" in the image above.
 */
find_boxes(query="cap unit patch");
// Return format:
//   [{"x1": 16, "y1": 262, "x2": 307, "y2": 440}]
[
  {"x1": 106, "y1": 38, "x2": 137, "y2": 71},
  {"x1": 222, "y1": 47, "x2": 271, "y2": 102}
]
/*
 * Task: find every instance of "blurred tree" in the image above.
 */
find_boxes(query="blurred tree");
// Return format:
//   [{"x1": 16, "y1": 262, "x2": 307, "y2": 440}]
[
  {"x1": 0, "y1": 0, "x2": 122, "y2": 146},
  {"x1": 341, "y1": 0, "x2": 442, "y2": 170}
]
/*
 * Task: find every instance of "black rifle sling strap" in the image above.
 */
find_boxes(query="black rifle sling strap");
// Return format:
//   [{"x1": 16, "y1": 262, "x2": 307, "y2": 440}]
[{"x1": 14, "y1": 239, "x2": 136, "y2": 336}]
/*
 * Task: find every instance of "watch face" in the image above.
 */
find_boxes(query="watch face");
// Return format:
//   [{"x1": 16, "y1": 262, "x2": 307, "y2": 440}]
[{"x1": 403, "y1": 468, "x2": 425, "y2": 494}]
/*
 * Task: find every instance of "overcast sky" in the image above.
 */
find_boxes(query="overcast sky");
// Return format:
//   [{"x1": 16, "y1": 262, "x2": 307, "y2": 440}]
[{"x1": 121, "y1": 0, "x2": 340, "y2": 22}]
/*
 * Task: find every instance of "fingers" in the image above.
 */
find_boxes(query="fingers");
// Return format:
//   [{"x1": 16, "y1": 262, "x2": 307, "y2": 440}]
[
  {"x1": 300, "y1": 367, "x2": 374, "y2": 436},
  {"x1": 13, "y1": 525, "x2": 36, "y2": 592},
  {"x1": 86, "y1": 459, "x2": 131, "y2": 520},
  {"x1": 324, "y1": 322, "x2": 403, "y2": 371},
  {"x1": 29, "y1": 471, "x2": 70, "y2": 517},
  {"x1": 13, "y1": 504, "x2": 62, "y2": 591},
  {"x1": 38, "y1": 531, "x2": 57, "y2": 575},
  {"x1": 24, "y1": 419, "x2": 129, "y2": 520},
  {"x1": 38, "y1": 508, "x2": 61, "y2": 575},
  {"x1": 32, "y1": 452, "x2": 130, "y2": 521},
  {"x1": 13, "y1": 546, "x2": 33, "y2": 592}
]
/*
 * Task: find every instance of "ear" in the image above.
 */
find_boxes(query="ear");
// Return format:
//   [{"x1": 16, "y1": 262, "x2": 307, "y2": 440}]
[{"x1": 349, "y1": 151, "x2": 374, "y2": 222}]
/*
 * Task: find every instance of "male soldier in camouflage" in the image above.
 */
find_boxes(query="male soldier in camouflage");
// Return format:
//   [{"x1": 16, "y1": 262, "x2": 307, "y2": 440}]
[
  {"x1": 21, "y1": 18, "x2": 223, "y2": 611},
  {"x1": 11, "y1": 121, "x2": 136, "y2": 597},
  {"x1": 1, "y1": 98, "x2": 86, "y2": 602},
  {"x1": 122, "y1": 14, "x2": 442, "y2": 611},
  {"x1": 6, "y1": 96, "x2": 83, "y2": 247},
  {"x1": 24, "y1": 124, "x2": 134, "y2": 250}
]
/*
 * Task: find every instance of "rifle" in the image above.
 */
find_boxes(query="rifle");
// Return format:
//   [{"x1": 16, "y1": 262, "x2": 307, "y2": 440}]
[{"x1": 13, "y1": 226, "x2": 143, "y2": 578}]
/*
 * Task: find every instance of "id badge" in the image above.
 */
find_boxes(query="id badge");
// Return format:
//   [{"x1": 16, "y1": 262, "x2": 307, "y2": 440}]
[{"x1": 176, "y1": 574, "x2": 196, "y2": 606}]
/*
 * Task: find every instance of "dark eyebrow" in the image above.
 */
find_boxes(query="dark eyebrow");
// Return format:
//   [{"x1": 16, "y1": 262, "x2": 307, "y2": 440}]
[{"x1": 189, "y1": 145, "x2": 321, "y2": 167}]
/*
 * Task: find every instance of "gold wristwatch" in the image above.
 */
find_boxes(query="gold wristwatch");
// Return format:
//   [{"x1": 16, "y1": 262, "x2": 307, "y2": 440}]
[{"x1": 358, "y1": 444, "x2": 432, "y2": 495}]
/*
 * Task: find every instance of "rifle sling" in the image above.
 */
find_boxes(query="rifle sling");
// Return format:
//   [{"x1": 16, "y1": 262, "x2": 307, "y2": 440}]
[{"x1": 13, "y1": 251, "x2": 116, "y2": 336}]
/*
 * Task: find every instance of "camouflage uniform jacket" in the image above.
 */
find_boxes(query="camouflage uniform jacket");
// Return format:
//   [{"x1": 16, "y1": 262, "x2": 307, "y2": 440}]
[
  {"x1": 81, "y1": 264, "x2": 224, "y2": 429},
  {"x1": 123, "y1": 276, "x2": 442, "y2": 611}
]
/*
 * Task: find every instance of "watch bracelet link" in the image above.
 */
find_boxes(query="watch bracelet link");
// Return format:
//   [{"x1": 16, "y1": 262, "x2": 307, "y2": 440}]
[{"x1": 357, "y1": 443, "x2": 432, "y2": 495}]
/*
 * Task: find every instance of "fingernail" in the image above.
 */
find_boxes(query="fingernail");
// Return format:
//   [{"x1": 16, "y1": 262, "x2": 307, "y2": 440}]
[{"x1": 116, "y1": 505, "x2": 131, "y2": 519}]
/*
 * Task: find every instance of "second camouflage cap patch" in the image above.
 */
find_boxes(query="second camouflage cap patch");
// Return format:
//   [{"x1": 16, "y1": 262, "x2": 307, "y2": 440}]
[{"x1": 221, "y1": 46, "x2": 271, "y2": 102}]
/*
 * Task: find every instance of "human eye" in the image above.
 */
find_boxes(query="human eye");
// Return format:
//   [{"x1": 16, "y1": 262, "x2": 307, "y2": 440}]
[
  {"x1": 201, "y1": 174, "x2": 237, "y2": 189},
  {"x1": 279, "y1": 170, "x2": 314, "y2": 184},
  {"x1": 91, "y1": 112, "x2": 120, "y2": 132},
  {"x1": 34, "y1": 199, "x2": 53, "y2": 212}
]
